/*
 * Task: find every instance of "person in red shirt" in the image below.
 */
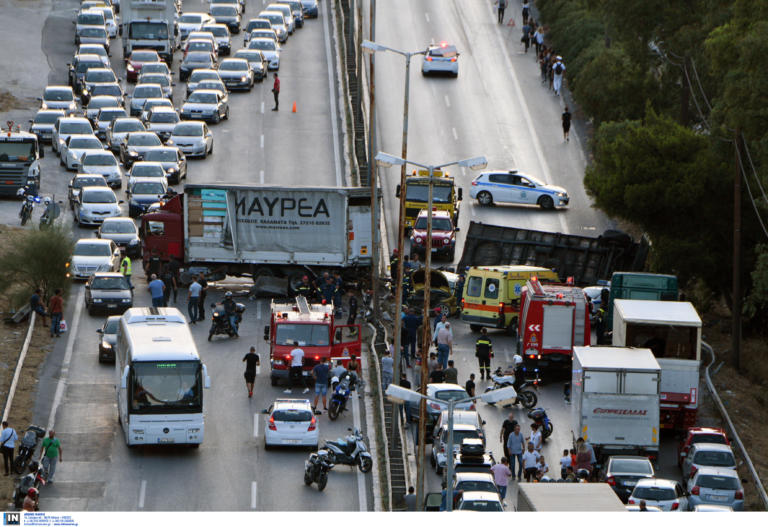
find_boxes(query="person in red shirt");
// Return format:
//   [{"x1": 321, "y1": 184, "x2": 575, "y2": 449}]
[
  {"x1": 271, "y1": 73, "x2": 280, "y2": 111},
  {"x1": 48, "y1": 289, "x2": 64, "y2": 338}
]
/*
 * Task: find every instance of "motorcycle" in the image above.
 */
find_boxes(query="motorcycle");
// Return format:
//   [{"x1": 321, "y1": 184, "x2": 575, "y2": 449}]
[
  {"x1": 484, "y1": 366, "x2": 538, "y2": 409},
  {"x1": 322, "y1": 427, "x2": 372, "y2": 473},
  {"x1": 208, "y1": 302, "x2": 245, "y2": 341},
  {"x1": 304, "y1": 449, "x2": 334, "y2": 491},
  {"x1": 12, "y1": 425, "x2": 46, "y2": 474},
  {"x1": 18, "y1": 194, "x2": 39, "y2": 226},
  {"x1": 328, "y1": 374, "x2": 352, "y2": 421},
  {"x1": 12, "y1": 461, "x2": 46, "y2": 509},
  {"x1": 527, "y1": 407, "x2": 553, "y2": 440}
]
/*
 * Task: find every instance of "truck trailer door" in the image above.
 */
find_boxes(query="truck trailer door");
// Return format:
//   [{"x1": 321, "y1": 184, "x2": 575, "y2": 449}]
[{"x1": 542, "y1": 304, "x2": 574, "y2": 350}]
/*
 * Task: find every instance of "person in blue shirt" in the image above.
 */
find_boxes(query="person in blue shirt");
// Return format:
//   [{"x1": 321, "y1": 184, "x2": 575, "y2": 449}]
[
  {"x1": 401, "y1": 308, "x2": 422, "y2": 364},
  {"x1": 147, "y1": 274, "x2": 166, "y2": 308},
  {"x1": 0, "y1": 421, "x2": 18, "y2": 476}
]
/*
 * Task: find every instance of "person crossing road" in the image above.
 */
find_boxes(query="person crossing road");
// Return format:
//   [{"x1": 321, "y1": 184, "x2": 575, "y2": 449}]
[{"x1": 271, "y1": 73, "x2": 280, "y2": 111}]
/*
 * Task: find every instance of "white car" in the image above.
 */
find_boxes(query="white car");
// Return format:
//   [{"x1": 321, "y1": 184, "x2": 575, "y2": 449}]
[
  {"x1": 74, "y1": 186, "x2": 123, "y2": 226},
  {"x1": 80, "y1": 150, "x2": 123, "y2": 188},
  {"x1": 180, "y1": 90, "x2": 229, "y2": 123},
  {"x1": 186, "y1": 69, "x2": 223, "y2": 96},
  {"x1": 422, "y1": 42, "x2": 460, "y2": 77},
  {"x1": 90, "y1": 6, "x2": 118, "y2": 38},
  {"x1": 455, "y1": 491, "x2": 503, "y2": 512},
  {"x1": 136, "y1": 72, "x2": 173, "y2": 98},
  {"x1": 52, "y1": 117, "x2": 94, "y2": 155},
  {"x1": 243, "y1": 18, "x2": 272, "y2": 45},
  {"x1": 266, "y1": 4, "x2": 295, "y2": 33},
  {"x1": 143, "y1": 107, "x2": 180, "y2": 141},
  {"x1": 129, "y1": 84, "x2": 165, "y2": 116},
  {"x1": 139, "y1": 98, "x2": 174, "y2": 121},
  {"x1": 210, "y1": 0, "x2": 244, "y2": 15},
  {"x1": 193, "y1": 79, "x2": 228, "y2": 97},
  {"x1": 682, "y1": 443, "x2": 737, "y2": 482},
  {"x1": 232, "y1": 49, "x2": 267, "y2": 81},
  {"x1": 77, "y1": 44, "x2": 110, "y2": 67},
  {"x1": 40, "y1": 85, "x2": 77, "y2": 113},
  {"x1": 177, "y1": 12, "x2": 215, "y2": 40},
  {"x1": 68, "y1": 173, "x2": 108, "y2": 210},
  {"x1": 263, "y1": 399, "x2": 318, "y2": 449},
  {"x1": 469, "y1": 170, "x2": 570, "y2": 209},
  {"x1": 186, "y1": 31, "x2": 219, "y2": 54},
  {"x1": 257, "y1": 11, "x2": 288, "y2": 43},
  {"x1": 139, "y1": 61, "x2": 172, "y2": 78},
  {"x1": 628, "y1": 478, "x2": 689, "y2": 511},
  {"x1": 168, "y1": 121, "x2": 213, "y2": 158},
  {"x1": 431, "y1": 423, "x2": 482, "y2": 474},
  {"x1": 424, "y1": 384, "x2": 475, "y2": 423},
  {"x1": 248, "y1": 38, "x2": 280, "y2": 70},
  {"x1": 76, "y1": 26, "x2": 110, "y2": 51},
  {"x1": 85, "y1": 95, "x2": 122, "y2": 122},
  {"x1": 106, "y1": 117, "x2": 145, "y2": 152},
  {"x1": 127, "y1": 161, "x2": 166, "y2": 187},
  {"x1": 70, "y1": 238, "x2": 121, "y2": 280},
  {"x1": 686, "y1": 467, "x2": 744, "y2": 511},
  {"x1": 61, "y1": 135, "x2": 104, "y2": 170}
]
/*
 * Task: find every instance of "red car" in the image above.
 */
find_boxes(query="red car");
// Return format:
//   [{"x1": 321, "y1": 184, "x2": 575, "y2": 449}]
[
  {"x1": 125, "y1": 50, "x2": 161, "y2": 82},
  {"x1": 409, "y1": 209, "x2": 457, "y2": 260},
  {"x1": 677, "y1": 427, "x2": 730, "y2": 467}
]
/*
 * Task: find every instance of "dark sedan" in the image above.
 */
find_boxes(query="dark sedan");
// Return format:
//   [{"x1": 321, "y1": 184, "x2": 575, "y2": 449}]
[
  {"x1": 600, "y1": 456, "x2": 655, "y2": 503},
  {"x1": 179, "y1": 51, "x2": 217, "y2": 82}
]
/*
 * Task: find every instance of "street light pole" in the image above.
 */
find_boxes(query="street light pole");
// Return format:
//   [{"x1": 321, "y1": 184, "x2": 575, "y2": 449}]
[{"x1": 367, "y1": 0, "x2": 379, "y2": 320}]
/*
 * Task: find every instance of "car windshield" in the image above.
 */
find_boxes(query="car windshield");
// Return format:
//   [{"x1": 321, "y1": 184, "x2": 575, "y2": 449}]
[
  {"x1": 78, "y1": 13, "x2": 104, "y2": 25},
  {"x1": 114, "y1": 121, "x2": 144, "y2": 133},
  {"x1": 692, "y1": 434, "x2": 728, "y2": 446},
  {"x1": 74, "y1": 243, "x2": 112, "y2": 256},
  {"x1": 186, "y1": 52, "x2": 212, "y2": 64},
  {"x1": 261, "y1": 13, "x2": 282, "y2": 24},
  {"x1": 91, "y1": 84, "x2": 121, "y2": 97},
  {"x1": 247, "y1": 20, "x2": 270, "y2": 31},
  {"x1": 206, "y1": 26, "x2": 228, "y2": 36},
  {"x1": 142, "y1": 75, "x2": 169, "y2": 87},
  {"x1": 693, "y1": 450, "x2": 735, "y2": 467},
  {"x1": 84, "y1": 153, "x2": 116, "y2": 166},
  {"x1": 132, "y1": 165, "x2": 164, "y2": 177},
  {"x1": 179, "y1": 14, "x2": 203, "y2": 23},
  {"x1": 150, "y1": 112, "x2": 178, "y2": 123},
  {"x1": 134, "y1": 86, "x2": 162, "y2": 98},
  {"x1": 80, "y1": 46, "x2": 107, "y2": 57},
  {"x1": 173, "y1": 124, "x2": 202, "y2": 136},
  {"x1": 250, "y1": 31, "x2": 274, "y2": 40},
  {"x1": 130, "y1": 361, "x2": 202, "y2": 414},
  {"x1": 141, "y1": 63, "x2": 170, "y2": 75},
  {"x1": 100, "y1": 109, "x2": 126, "y2": 121},
  {"x1": 133, "y1": 182, "x2": 165, "y2": 194},
  {"x1": 73, "y1": 177, "x2": 107, "y2": 188},
  {"x1": 696, "y1": 475, "x2": 740, "y2": 491},
  {"x1": 86, "y1": 70, "x2": 116, "y2": 82},
  {"x1": 429, "y1": 45, "x2": 458, "y2": 58},
  {"x1": 104, "y1": 318, "x2": 119, "y2": 333},
  {"x1": 44, "y1": 88, "x2": 73, "y2": 101},
  {"x1": 272, "y1": 409, "x2": 312, "y2": 422},
  {"x1": 188, "y1": 92, "x2": 218, "y2": 104},
  {"x1": 198, "y1": 81, "x2": 225, "y2": 91},
  {"x1": 76, "y1": 61, "x2": 102, "y2": 73},
  {"x1": 435, "y1": 390, "x2": 468, "y2": 402},
  {"x1": 459, "y1": 500, "x2": 502, "y2": 512},
  {"x1": 414, "y1": 217, "x2": 452, "y2": 230},
  {"x1": 129, "y1": 22, "x2": 169, "y2": 40},
  {"x1": 84, "y1": 189, "x2": 116, "y2": 203},
  {"x1": 450, "y1": 430, "x2": 480, "y2": 445},
  {"x1": 249, "y1": 40, "x2": 275, "y2": 51},
  {"x1": 632, "y1": 486, "x2": 676, "y2": 500},
  {"x1": 0, "y1": 142, "x2": 35, "y2": 161},
  {"x1": 87, "y1": 98, "x2": 115, "y2": 109},
  {"x1": 35, "y1": 112, "x2": 62, "y2": 124},
  {"x1": 101, "y1": 221, "x2": 136, "y2": 234},
  {"x1": 69, "y1": 137, "x2": 102, "y2": 149},
  {"x1": 188, "y1": 41, "x2": 213, "y2": 52},
  {"x1": 274, "y1": 323, "x2": 330, "y2": 346},
  {"x1": 61, "y1": 122, "x2": 93, "y2": 135},
  {"x1": 212, "y1": 6, "x2": 238, "y2": 15},
  {"x1": 190, "y1": 72, "x2": 218, "y2": 82},
  {"x1": 90, "y1": 276, "x2": 129, "y2": 289},
  {"x1": 81, "y1": 27, "x2": 107, "y2": 38},
  {"x1": 128, "y1": 134, "x2": 161, "y2": 146},
  {"x1": 610, "y1": 459, "x2": 653, "y2": 473},
  {"x1": 405, "y1": 183, "x2": 452, "y2": 203},
  {"x1": 455, "y1": 480, "x2": 496, "y2": 493},
  {"x1": 220, "y1": 61, "x2": 246, "y2": 71},
  {"x1": 131, "y1": 51, "x2": 159, "y2": 62},
  {"x1": 144, "y1": 150, "x2": 177, "y2": 162}
]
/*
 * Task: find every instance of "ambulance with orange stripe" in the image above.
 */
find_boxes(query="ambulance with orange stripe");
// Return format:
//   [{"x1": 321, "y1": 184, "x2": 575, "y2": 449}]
[{"x1": 460, "y1": 265, "x2": 558, "y2": 335}]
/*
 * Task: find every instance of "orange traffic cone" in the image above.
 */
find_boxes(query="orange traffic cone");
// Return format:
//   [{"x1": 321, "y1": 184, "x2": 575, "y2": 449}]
[{"x1": 292, "y1": 101, "x2": 297, "y2": 113}]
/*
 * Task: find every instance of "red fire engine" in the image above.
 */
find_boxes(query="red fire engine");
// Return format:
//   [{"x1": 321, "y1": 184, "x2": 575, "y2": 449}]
[
  {"x1": 264, "y1": 296, "x2": 361, "y2": 387},
  {"x1": 517, "y1": 277, "x2": 590, "y2": 379}
]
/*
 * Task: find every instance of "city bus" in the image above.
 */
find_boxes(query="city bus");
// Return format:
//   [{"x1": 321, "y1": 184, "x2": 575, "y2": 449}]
[{"x1": 115, "y1": 307, "x2": 211, "y2": 446}]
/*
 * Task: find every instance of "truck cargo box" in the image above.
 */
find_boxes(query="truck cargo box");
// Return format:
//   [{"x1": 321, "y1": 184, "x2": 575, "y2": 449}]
[{"x1": 515, "y1": 482, "x2": 627, "y2": 511}]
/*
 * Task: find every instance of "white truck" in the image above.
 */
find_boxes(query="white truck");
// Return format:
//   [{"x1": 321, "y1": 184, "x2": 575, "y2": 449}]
[
  {"x1": 612, "y1": 299, "x2": 701, "y2": 432},
  {"x1": 120, "y1": 0, "x2": 179, "y2": 63},
  {"x1": 515, "y1": 482, "x2": 627, "y2": 511},
  {"x1": 571, "y1": 347, "x2": 661, "y2": 462}
]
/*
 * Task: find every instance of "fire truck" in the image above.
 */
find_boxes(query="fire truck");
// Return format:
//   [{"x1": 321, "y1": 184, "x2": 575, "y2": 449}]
[
  {"x1": 517, "y1": 278, "x2": 590, "y2": 379},
  {"x1": 264, "y1": 296, "x2": 361, "y2": 387}
]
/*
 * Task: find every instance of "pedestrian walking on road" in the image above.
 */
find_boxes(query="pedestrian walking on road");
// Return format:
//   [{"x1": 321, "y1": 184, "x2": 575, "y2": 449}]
[
  {"x1": 120, "y1": 251, "x2": 132, "y2": 289},
  {"x1": 271, "y1": 73, "x2": 280, "y2": 111},
  {"x1": 381, "y1": 348, "x2": 394, "y2": 390},
  {"x1": 506, "y1": 424, "x2": 526, "y2": 480},
  {"x1": 48, "y1": 289, "x2": 64, "y2": 338},
  {"x1": 534, "y1": 26, "x2": 545, "y2": 56},
  {"x1": 167, "y1": 255, "x2": 181, "y2": 303},
  {"x1": 475, "y1": 328, "x2": 493, "y2": 380},
  {"x1": 491, "y1": 458, "x2": 513, "y2": 502},
  {"x1": 522, "y1": 441, "x2": 541, "y2": 482},
  {"x1": 161, "y1": 263, "x2": 176, "y2": 307},
  {"x1": 562, "y1": 106, "x2": 572, "y2": 142},
  {"x1": 39, "y1": 430, "x2": 62, "y2": 484},
  {"x1": 522, "y1": 0, "x2": 531, "y2": 24},
  {"x1": 148, "y1": 274, "x2": 165, "y2": 308},
  {"x1": 552, "y1": 56, "x2": 565, "y2": 96},
  {"x1": 465, "y1": 373, "x2": 476, "y2": 398},
  {"x1": 444, "y1": 360, "x2": 458, "y2": 384},
  {"x1": 312, "y1": 357, "x2": 330, "y2": 412},
  {"x1": 500, "y1": 413, "x2": 517, "y2": 459},
  {"x1": 496, "y1": 0, "x2": 507, "y2": 24},
  {"x1": 429, "y1": 362, "x2": 445, "y2": 384},
  {"x1": 402, "y1": 308, "x2": 421, "y2": 364},
  {"x1": 529, "y1": 422, "x2": 543, "y2": 452},
  {"x1": 435, "y1": 322, "x2": 453, "y2": 369},
  {"x1": 289, "y1": 341, "x2": 310, "y2": 393},
  {"x1": 187, "y1": 276, "x2": 202, "y2": 324},
  {"x1": 521, "y1": 21, "x2": 531, "y2": 53},
  {"x1": 197, "y1": 272, "x2": 208, "y2": 320},
  {"x1": 242, "y1": 346, "x2": 260, "y2": 398},
  {"x1": 0, "y1": 421, "x2": 18, "y2": 476}
]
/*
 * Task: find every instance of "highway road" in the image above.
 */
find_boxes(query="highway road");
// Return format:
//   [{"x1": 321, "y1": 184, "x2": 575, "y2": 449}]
[{"x1": 3, "y1": 0, "x2": 373, "y2": 512}]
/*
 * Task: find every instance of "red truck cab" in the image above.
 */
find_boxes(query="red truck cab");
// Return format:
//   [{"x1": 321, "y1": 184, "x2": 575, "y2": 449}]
[
  {"x1": 140, "y1": 193, "x2": 184, "y2": 272},
  {"x1": 265, "y1": 296, "x2": 361, "y2": 387}
]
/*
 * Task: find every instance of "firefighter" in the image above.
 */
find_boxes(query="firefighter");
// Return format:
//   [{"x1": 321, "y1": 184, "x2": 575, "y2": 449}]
[
  {"x1": 295, "y1": 275, "x2": 313, "y2": 299},
  {"x1": 475, "y1": 327, "x2": 493, "y2": 380},
  {"x1": 390, "y1": 249, "x2": 400, "y2": 286},
  {"x1": 402, "y1": 270, "x2": 412, "y2": 303}
]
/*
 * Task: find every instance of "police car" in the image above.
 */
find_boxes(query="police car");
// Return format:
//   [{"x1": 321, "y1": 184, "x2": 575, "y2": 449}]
[
  {"x1": 421, "y1": 42, "x2": 459, "y2": 77},
  {"x1": 469, "y1": 170, "x2": 569, "y2": 209}
]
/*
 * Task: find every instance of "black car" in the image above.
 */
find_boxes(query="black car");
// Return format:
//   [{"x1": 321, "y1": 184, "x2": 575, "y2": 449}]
[
  {"x1": 179, "y1": 52, "x2": 217, "y2": 82},
  {"x1": 142, "y1": 146, "x2": 187, "y2": 184},
  {"x1": 85, "y1": 272, "x2": 133, "y2": 315},
  {"x1": 600, "y1": 456, "x2": 655, "y2": 503}
]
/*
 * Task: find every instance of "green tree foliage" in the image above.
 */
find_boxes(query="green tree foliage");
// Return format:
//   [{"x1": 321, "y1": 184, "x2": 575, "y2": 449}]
[
  {"x1": 746, "y1": 244, "x2": 768, "y2": 330},
  {"x1": 0, "y1": 224, "x2": 73, "y2": 305}
]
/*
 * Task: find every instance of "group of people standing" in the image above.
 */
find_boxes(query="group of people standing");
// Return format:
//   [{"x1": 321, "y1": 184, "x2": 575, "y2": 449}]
[{"x1": 29, "y1": 289, "x2": 65, "y2": 338}]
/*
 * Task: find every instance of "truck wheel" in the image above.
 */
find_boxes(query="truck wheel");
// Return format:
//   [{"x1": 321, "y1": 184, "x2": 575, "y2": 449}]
[
  {"x1": 469, "y1": 324, "x2": 481, "y2": 332},
  {"x1": 538, "y1": 196, "x2": 554, "y2": 210},
  {"x1": 436, "y1": 303, "x2": 451, "y2": 317},
  {"x1": 477, "y1": 191, "x2": 493, "y2": 206}
]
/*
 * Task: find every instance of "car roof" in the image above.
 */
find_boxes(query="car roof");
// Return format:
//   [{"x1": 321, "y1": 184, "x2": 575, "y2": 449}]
[
  {"x1": 458, "y1": 491, "x2": 500, "y2": 501},
  {"x1": 134, "y1": 83, "x2": 163, "y2": 90},
  {"x1": 692, "y1": 504, "x2": 734, "y2": 511},
  {"x1": 131, "y1": 177, "x2": 166, "y2": 186},
  {"x1": 609, "y1": 455, "x2": 652, "y2": 462},
  {"x1": 625, "y1": 505, "x2": 663, "y2": 512},
  {"x1": 102, "y1": 216, "x2": 134, "y2": 224},
  {"x1": 428, "y1": 383, "x2": 465, "y2": 391},
  {"x1": 633, "y1": 478, "x2": 678, "y2": 489},
  {"x1": 688, "y1": 427, "x2": 726, "y2": 435},
  {"x1": 174, "y1": 120, "x2": 206, "y2": 129},
  {"x1": 90, "y1": 272, "x2": 124, "y2": 279},
  {"x1": 440, "y1": 423, "x2": 477, "y2": 432},
  {"x1": 272, "y1": 398, "x2": 312, "y2": 410},
  {"x1": 416, "y1": 209, "x2": 451, "y2": 219},
  {"x1": 149, "y1": 106, "x2": 177, "y2": 114},
  {"x1": 82, "y1": 185, "x2": 115, "y2": 194},
  {"x1": 132, "y1": 161, "x2": 164, "y2": 168},
  {"x1": 454, "y1": 472, "x2": 494, "y2": 482},
  {"x1": 690, "y1": 443, "x2": 734, "y2": 452},
  {"x1": 694, "y1": 466, "x2": 740, "y2": 478},
  {"x1": 76, "y1": 238, "x2": 113, "y2": 246},
  {"x1": 440, "y1": 409, "x2": 479, "y2": 420}
]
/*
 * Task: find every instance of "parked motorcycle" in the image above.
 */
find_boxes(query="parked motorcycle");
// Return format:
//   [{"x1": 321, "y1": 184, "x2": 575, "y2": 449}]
[
  {"x1": 12, "y1": 461, "x2": 45, "y2": 509},
  {"x1": 18, "y1": 189, "x2": 39, "y2": 226},
  {"x1": 322, "y1": 427, "x2": 372, "y2": 473},
  {"x1": 304, "y1": 449, "x2": 334, "y2": 491},
  {"x1": 208, "y1": 301, "x2": 245, "y2": 341},
  {"x1": 527, "y1": 407, "x2": 553, "y2": 440},
  {"x1": 12, "y1": 425, "x2": 46, "y2": 474},
  {"x1": 484, "y1": 366, "x2": 538, "y2": 409},
  {"x1": 328, "y1": 374, "x2": 352, "y2": 421}
]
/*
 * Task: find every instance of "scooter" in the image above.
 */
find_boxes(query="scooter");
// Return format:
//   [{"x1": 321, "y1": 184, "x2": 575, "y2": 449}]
[
  {"x1": 208, "y1": 302, "x2": 245, "y2": 341},
  {"x1": 304, "y1": 449, "x2": 334, "y2": 491},
  {"x1": 12, "y1": 425, "x2": 46, "y2": 474},
  {"x1": 12, "y1": 461, "x2": 46, "y2": 509},
  {"x1": 328, "y1": 374, "x2": 351, "y2": 421},
  {"x1": 527, "y1": 407, "x2": 553, "y2": 440},
  {"x1": 322, "y1": 427, "x2": 372, "y2": 473},
  {"x1": 484, "y1": 366, "x2": 538, "y2": 409}
]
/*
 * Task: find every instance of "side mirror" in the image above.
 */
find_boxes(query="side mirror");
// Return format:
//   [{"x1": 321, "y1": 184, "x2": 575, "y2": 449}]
[
  {"x1": 395, "y1": 184, "x2": 401, "y2": 198},
  {"x1": 39, "y1": 148, "x2": 45, "y2": 159},
  {"x1": 120, "y1": 365, "x2": 129, "y2": 389},
  {"x1": 263, "y1": 325, "x2": 270, "y2": 341},
  {"x1": 261, "y1": 409, "x2": 270, "y2": 414},
  {"x1": 203, "y1": 364, "x2": 211, "y2": 389},
  {"x1": 96, "y1": 328, "x2": 103, "y2": 334}
]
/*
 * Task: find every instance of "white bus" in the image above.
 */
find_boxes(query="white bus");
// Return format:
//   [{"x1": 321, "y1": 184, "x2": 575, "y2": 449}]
[{"x1": 115, "y1": 307, "x2": 211, "y2": 446}]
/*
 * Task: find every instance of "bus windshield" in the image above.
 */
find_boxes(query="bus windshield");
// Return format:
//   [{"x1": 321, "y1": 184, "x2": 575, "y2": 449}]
[
  {"x1": 274, "y1": 323, "x2": 330, "y2": 347},
  {"x1": 130, "y1": 361, "x2": 202, "y2": 414},
  {"x1": 0, "y1": 141, "x2": 36, "y2": 162}
]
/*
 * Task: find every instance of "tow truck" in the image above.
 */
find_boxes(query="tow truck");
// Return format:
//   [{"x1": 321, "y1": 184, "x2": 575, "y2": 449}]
[
  {"x1": 264, "y1": 296, "x2": 361, "y2": 387},
  {"x1": 396, "y1": 169, "x2": 461, "y2": 231}
]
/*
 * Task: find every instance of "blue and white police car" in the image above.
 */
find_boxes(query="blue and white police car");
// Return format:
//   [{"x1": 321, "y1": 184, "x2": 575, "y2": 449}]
[
  {"x1": 469, "y1": 170, "x2": 569, "y2": 209},
  {"x1": 422, "y1": 42, "x2": 459, "y2": 77}
]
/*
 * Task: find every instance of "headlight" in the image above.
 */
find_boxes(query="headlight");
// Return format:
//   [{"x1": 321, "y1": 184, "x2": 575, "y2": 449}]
[
  {"x1": 241, "y1": 76, "x2": 248, "y2": 82},
  {"x1": 121, "y1": 298, "x2": 131, "y2": 302},
  {"x1": 101, "y1": 341, "x2": 112, "y2": 349},
  {"x1": 128, "y1": 239, "x2": 139, "y2": 245},
  {"x1": 41, "y1": 102, "x2": 48, "y2": 109},
  {"x1": 133, "y1": 429, "x2": 145, "y2": 434},
  {"x1": 93, "y1": 298, "x2": 103, "y2": 303},
  {"x1": 415, "y1": 237, "x2": 423, "y2": 244},
  {"x1": 556, "y1": 192, "x2": 566, "y2": 197}
]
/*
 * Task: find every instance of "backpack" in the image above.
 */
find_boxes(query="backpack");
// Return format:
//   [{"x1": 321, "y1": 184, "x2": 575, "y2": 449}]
[{"x1": 554, "y1": 63, "x2": 564, "y2": 75}]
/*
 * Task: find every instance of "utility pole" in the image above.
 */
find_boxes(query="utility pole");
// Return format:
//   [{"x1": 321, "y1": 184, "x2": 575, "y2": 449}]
[
  {"x1": 732, "y1": 129, "x2": 742, "y2": 372},
  {"x1": 368, "y1": 0, "x2": 379, "y2": 319}
]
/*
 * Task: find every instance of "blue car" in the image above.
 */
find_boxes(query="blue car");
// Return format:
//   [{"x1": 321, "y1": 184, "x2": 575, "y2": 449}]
[
  {"x1": 127, "y1": 178, "x2": 167, "y2": 218},
  {"x1": 300, "y1": 0, "x2": 318, "y2": 18}
]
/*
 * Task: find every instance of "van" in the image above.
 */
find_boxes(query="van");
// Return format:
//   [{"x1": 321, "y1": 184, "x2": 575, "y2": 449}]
[{"x1": 460, "y1": 265, "x2": 559, "y2": 334}]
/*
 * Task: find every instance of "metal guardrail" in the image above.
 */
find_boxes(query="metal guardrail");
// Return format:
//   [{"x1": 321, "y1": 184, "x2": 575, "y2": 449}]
[
  {"x1": 702, "y1": 341, "x2": 768, "y2": 509},
  {"x1": 2, "y1": 312, "x2": 37, "y2": 421},
  {"x1": 367, "y1": 321, "x2": 392, "y2": 510}
]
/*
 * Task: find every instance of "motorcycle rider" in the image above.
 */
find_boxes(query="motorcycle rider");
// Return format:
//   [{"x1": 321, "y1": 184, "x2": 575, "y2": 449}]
[
  {"x1": 22, "y1": 487, "x2": 38, "y2": 512},
  {"x1": 475, "y1": 328, "x2": 493, "y2": 380},
  {"x1": 222, "y1": 292, "x2": 239, "y2": 337}
]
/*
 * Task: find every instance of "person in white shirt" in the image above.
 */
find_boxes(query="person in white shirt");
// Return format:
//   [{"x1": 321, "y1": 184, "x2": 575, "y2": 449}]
[
  {"x1": 521, "y1": 442, "x2": 541, "y2": 482},
  {"x1": 552, "y1": 57, "x2": 565, "y2": 96},
  {"x1": 537, "y1": 455, "x2": 549, "y2": 479},
  {"x1": 560, "y1": 449, "x2": 572, "y2": 479},
  {"x1": 529, "y1": 423, "x2": 543, "y2": 452},
  {"x1": 0, "y1": 421, "x2": 18, "y2": 476},
  {"x1": 289, "y1": 342, "x2": 309, "y2": 393}
]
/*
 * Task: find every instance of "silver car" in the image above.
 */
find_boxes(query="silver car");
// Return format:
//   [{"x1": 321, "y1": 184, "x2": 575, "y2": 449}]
[
  {"x1": 85, "y1": 272, "x2": 133, "y2": 315},
  {"x1": 201, "y1": 23, "x2": 234, "y2": 54},
  {"x1": 142, "y1": 146, "x2": 187, "y2": 184},
  {"x1": 257, "y1": 11, "x2": 288, "y2": 42},
  {"x1": 76, "y1": 26, "x2": 110, "y2": 51},
  {"x1": 248, "y1": 38, "x2": 281, "y2": 70},
  {"x1": 129, "y1": 83, "x2": 165, "y2": 116},
  {"x1": 52, "y1": 117, "x2": 94, "y2": 155},
  {"x1": 61, "y1": 135, "x2": 104, "y2": 170},
  {"x1": 217, "y1": 58, "x2": 254, "y2": 90},
  {"x1": 180, "y1": 90, "x2": 229, "y2": 123},
  {"x1": 266, "y1": 4, "x2": 295, "y2": 33},
  {"x1": 70, "y1": 238, "x2": 120, "y2": 280},
  {"x1": 106, "y1": 117, "x2": 145, "y2": 152},
  {"x1": 40, "y1": 85, "x2": 77, "y2": 113},
  {"x1": 74, "y1": 186, "x2": 123, "y2": 226},
  {"x1": 98, "y1": 217, "x2": 141, "y2": 257},
  {"x1": 83, "y1": 68, "x2": 119, "y2": 100},
  {"x1": 233, "y1": 49, "x2": 267, "y2": 81},
  {"x1": 139, "y1": 98, "x2": 174, "y2": 121},
  {"x1": 143, "y1": 107, "x2": 180, "y2": 142},
  {"x1": 29, "y1": 109, "x2": 66, "y2": 143},
  {"x1": 186, "y1": 69, "x2": 222, "y2": 95},
  {"x1": 686, "y1": 467, "x2": 744, "y2": 511},
  {"x1": 136, "y1": 72, "x2": 173, "y2": 98},
  {"x1": 80, "y1": 150, "x2": 123, "y2": 188},
  {"x1": 85, "y1": 95, "x2": 122, "y2": 122},
  {"x1": 69, "y1": 173, "x2": 109, "y2": 210},
  {"x1": 94, "y1": 107, "x2": 128, "y2": 139},
  {"x1": 77, "y1": 44, "x2": 110, "y2": 67},
  {"x1": 167, "y1": 121, "x2": 213, "y2": 158},
  {"x1": 177, "y1": 12, "x2": 215, "y2": 40}
]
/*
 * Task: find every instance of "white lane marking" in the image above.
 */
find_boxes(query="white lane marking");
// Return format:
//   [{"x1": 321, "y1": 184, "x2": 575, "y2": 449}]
[
  {"x1": 261, "y1": 101, "x2": 265, "y2": 114},
  {"x1": 138, "y1": 480, "x2": 147, "y2": 509},
  {"x1": 352, "y1": 357, "x2": 368, "y2": 511},
  {"x1": 253, "y1": 413, "x2": 259, "y2": 437},
  {"x1": 444, "y1": 95, "x2": 451, "y2": 107},
  {"x1": 425, "y1": 12, "x2": 430, "y2": 23},
  {"x1": 452, "y1": 127, "x2": 458, "y2": 141},
  {"x1": 259, "y1": 169, "x2": 264, "y2": 184},
  {"x1": 251, "y1": 481, "x2": 258, "y2": 509},
  {"x1": 47, "y1": 287, "x2": 85, "y2": 430},
  {"x1": 260, "y1": 134, "x2": 264, "y2": 148},
  {"x1": 323, "y1": 0, "x2": 343, "y2": 186}
]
